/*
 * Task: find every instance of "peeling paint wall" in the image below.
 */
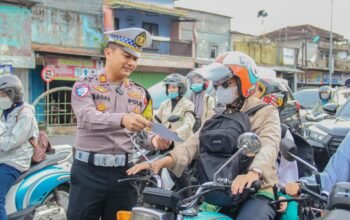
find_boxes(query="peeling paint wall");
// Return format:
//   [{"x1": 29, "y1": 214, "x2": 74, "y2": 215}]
[
  {"x1": 31, "y1": 5, "x2": 103, "y2": 49},
  {"x1": 38, "y1": 0, "x2": 103, "y2": 15},
  {"x1": 0, "y1": 4, "x2": 34, "y2": 68}
]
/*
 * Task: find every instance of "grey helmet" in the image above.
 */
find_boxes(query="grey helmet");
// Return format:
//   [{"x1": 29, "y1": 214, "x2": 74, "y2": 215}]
[
  {"x1": 163, "y1": 73, "x2": 187, "y2": 96},
  {"x1": 0, "y1": 75, "x2": 24, "y2": 103},
  {"x1": 319, "y1": 85, "x2": 332, "y2": 101}
]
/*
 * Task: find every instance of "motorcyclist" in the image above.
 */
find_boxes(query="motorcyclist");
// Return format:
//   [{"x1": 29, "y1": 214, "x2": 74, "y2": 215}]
[
  {"x1": 155, "y1": 73, "x2": 196, "y2": 144},
  {"x1": 128, "y1": 51, "x2": 281, "y2": 220},
  {"x1": 186, "y1": 71, "x2": 215, "y2": 132},
  {"x1": 311, "y1": 85, "x2": 335, "y2": 117},
  {"x1": 254, "y1": 78, "x2": 299, "y2": 219},
  {"x1": 285, "y1": 130, "x2": 350, "y2": 197},
  {"x1": 0, "y1": 75, "x2": 39, "y2": 219}
]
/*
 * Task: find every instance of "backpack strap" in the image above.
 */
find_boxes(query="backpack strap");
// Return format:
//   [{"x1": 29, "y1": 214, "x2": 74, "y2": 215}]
[{"x1": 245, "y1": 104, "x2": 267, "y2": 116}]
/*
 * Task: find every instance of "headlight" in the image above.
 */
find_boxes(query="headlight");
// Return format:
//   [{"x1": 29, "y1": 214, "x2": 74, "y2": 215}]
[
  {"x1": 131, "y1": 207, "x2": 173, "y2": 220},
  {"x1": 307, "y1": 126, "x2": 328, "y2": 142}
]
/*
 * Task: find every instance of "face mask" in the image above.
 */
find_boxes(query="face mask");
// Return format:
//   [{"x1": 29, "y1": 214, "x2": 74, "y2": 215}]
[
  {"x1": 168, "y1": 92, "x2": 179, "y2": 99},
  {"x1": 190, "y1": 83, "x2": 204, "y2": 93},
  {"x1": 216, "y1": 85, "x2": 239, "y2": 105},
  {"x1": 0, "y1": 96, "x2": 13, "y2": 110}
]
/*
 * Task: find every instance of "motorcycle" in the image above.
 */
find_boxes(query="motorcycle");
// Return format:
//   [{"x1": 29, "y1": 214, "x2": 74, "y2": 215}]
[
  {"x1": 117, "y1": 132, "x2": 262, "y2": 220},
  {"x1": 6, "y1": 144, "x2": 73, "y2": 220},
  {"x1": 276, "y1": 138, "x2": 350, "y2": 219}
]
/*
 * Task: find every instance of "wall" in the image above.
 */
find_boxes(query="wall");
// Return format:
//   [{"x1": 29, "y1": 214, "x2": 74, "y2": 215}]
[
  {"x1": 0, "y1": 3, "x2": 35, "y2": 68},
  {"x1": 115, "y1": 9, "x2": 172, "y2": 54},
  {"x1": 31, "y1": 3, "x2": 103, "y2": 50},
  {"x1": 13, "y1": 69, "x2": 30, "y2": 102},
  {"x1": 38, "y1": 0, "x2": 103, "y2": 15},
  {"x1": 180, "y1": 10, "x2": 231, "y2": 60},
  {"x1": 129, "y1": 0, "x2": 174, "y2": 8}
]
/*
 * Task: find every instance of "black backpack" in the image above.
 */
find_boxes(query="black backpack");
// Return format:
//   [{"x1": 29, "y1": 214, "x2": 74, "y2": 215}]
[
  {"x1": 280, "y1": 124, "x2": 315, "y2": 177},
  {"x1": 197, "y1": 104, "x2": 266, "y2": 207}
]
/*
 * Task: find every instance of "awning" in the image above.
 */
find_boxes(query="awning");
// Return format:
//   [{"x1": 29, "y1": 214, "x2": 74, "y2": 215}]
[
  {"x1": 32, "y1": 43, "x2": 103, "y2": 58},
  {"x1": 271, "y1": 66, "x2": 304, "y2": 73},
  {"x1": 106, "y1": 0, "x2": 188, "y2": 18}
]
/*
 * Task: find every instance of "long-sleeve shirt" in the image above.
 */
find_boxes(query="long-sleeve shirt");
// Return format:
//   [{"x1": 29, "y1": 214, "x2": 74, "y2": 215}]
[{"x1": 301, "y1": 131, "x2": 350, "y2": 193}]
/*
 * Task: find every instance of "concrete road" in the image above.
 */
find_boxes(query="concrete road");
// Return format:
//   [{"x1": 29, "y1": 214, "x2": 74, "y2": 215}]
[{"x1": 49, "y1": 134, "x2": 76, "y2": 146}]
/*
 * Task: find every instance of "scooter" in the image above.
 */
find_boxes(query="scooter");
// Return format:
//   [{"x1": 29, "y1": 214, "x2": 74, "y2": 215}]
[
  {"x1": 6, "y1": 144, "x2": 73, "y2": 220},
  {"x1": 275, "y1": 138, "x2": 350, "y2": 219},
  {"x1": 118, "y1": 132, "x2": 262, "y2": 220}
]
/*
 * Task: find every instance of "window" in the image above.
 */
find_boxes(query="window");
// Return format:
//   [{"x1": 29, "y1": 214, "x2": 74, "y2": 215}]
[
  {"x1": 210, "y1": 45, "x2": 218, "y2": 58},
  {"x1": 114, "y1": 18, "x2": 119, "y2": 30},
  {"x1": 142, "y1": 22, "x2": 159, "y2": 36},
  {"x1": 142, "y1": 22, "x2": 159, "y2": 50}
]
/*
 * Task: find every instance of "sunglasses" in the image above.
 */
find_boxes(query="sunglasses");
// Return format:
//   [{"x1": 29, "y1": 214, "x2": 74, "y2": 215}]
[{"x1": 213, "y1": 80, "x2": 232, "y2": 90}]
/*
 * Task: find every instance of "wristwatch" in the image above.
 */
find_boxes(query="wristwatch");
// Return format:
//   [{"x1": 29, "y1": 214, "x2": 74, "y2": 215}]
[{"x1": 249, "y1": 167, "x2": 263, "y2": 179}]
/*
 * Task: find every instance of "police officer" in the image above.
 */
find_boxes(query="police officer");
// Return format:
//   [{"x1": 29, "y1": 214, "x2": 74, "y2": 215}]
[{"x1": 68, "y1": 28, "x2": 168, "y2": 220}]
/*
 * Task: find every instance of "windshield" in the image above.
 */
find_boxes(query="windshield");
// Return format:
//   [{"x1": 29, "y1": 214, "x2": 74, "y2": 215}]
[
  {"x1": 336, "y1": 100, "x2": 350, "y2": 119},
  {"x1": 293, "y1": 90, "x2": 319, "y2": 109}
]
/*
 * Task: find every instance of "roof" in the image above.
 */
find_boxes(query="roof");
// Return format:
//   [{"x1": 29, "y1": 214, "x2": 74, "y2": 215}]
[
  {"x1": 174, "y1": 6, "x2": 233, "y2": 18},
  {"x1": 261, "y1": 24, "x2": 344, "y2": 41},
  {"x1": 1, "y1": 0, "x2": 41, "y2": 7},
  {"x1": 105, "y1": 0, "x2": 188, "y2": 17},
  {"x1": 271, "y1": 66, "x2": 304, "y2": 73}
]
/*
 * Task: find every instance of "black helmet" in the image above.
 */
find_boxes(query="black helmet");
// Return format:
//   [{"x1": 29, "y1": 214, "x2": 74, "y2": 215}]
[
  {"x1": 163, "y1": 73, "x2": 187, "y2": 96},
  {"x1": 318, "y1": 85, "x2": 332, "y2": 101},
  {"x1": 258, "y1": 78, "x2": 288, "y2": 111},
  {"x1": 0, "y1": 75, "x2": 24, "y2": 103}
]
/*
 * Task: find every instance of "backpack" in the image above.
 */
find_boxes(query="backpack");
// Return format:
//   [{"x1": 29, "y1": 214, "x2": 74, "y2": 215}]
[
  {"x1": 197, "y1": 104, "x2": 266, "y2": 207},
  {"x1": 16, "y1": 107, "x2": 52, "y2": 164},
  {"x1": 281, "y1": 124, "x2": 315, "y2": 177}
]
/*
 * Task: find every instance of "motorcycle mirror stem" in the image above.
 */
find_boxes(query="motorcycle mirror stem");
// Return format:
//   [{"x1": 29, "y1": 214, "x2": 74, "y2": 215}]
[{"x1": 288, "y1": 152, "x2": 319, "y2": 174}]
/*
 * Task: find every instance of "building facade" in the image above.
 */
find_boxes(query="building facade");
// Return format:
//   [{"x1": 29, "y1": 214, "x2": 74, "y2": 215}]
[
  {"x1": 262, "y1": 25, "x2": 350, "y2": 88},
  {"x1": 104, "y1": 0, "x2": 195, "y2": 87}
]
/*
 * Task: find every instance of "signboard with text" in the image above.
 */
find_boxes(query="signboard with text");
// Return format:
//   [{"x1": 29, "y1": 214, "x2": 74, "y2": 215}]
[{"x1": 43, "y1": 56, "x2": 103, "y2": 80}]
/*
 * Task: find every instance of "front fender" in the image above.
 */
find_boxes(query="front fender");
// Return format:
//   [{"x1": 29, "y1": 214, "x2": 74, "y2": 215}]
[
  {"x1": 15, "y1": 166, "x2": 70, "y2": 210},
  {"x1": 184, "y1": 212, "x2": 232, "y2": 220}
]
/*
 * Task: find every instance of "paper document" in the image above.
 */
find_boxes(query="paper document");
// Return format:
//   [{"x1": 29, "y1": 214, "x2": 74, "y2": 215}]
[{"x1": 151, "y1": 123, "x2": 184, "y2": 142}]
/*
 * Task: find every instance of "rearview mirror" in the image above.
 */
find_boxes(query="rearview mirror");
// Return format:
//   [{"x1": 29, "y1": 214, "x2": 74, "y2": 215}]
[
  {"x1": 280, "y1": 138, "x2": 298, "y2": 162},
  {"x1": 167, "y1": 115, "x2": 181, "y2": 123},
  {"x1": 323, "y1": 103, "x2": 338, "y2": 115},
  {"x1": 237, "y1": 132, "x2": 262, "y2": 157}
]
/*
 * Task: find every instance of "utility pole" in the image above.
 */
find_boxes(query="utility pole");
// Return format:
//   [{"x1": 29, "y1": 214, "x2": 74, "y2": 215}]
[{"x1": 329, "y1": 0, "x2": 334, "y2": 87}]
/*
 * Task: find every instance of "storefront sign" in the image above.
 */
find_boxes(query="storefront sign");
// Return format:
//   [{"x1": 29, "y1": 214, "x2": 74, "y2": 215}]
[{"x1": 44, "y1": 56, "x2": 102, "y2": 80}]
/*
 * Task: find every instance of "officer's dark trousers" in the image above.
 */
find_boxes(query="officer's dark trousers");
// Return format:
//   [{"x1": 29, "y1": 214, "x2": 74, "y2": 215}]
[{"x1": 67, "y1": 159, "x2": 137, "y2": 220}]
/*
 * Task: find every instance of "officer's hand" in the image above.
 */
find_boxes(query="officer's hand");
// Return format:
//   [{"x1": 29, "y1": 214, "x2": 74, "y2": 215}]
[
  {"x1": 127, "y1": 158, "x2": 168, "y2": 175},
  {"x1": 152, "y1": 135, "x2": 171, "y2": 150},
  {"x1": 121, "y1": 113, "x2": 151, "y2": 132},
  {"x1": 285, "y1": 182, "x2": 301, "y2": 197},
  {"x1": 231, "y1": 171, "x2": 260, "y2": 195}
]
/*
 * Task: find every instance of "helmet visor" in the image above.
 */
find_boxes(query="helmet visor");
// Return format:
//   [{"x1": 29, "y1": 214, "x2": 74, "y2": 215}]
[{"x1": 195, "y1": 63, "x2": 232, "y2": 86}]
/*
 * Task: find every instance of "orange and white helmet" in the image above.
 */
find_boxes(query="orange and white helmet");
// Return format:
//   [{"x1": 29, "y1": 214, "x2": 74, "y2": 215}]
[{"x1": 215, "y1": 51, "x2": 259, "y2": 97}]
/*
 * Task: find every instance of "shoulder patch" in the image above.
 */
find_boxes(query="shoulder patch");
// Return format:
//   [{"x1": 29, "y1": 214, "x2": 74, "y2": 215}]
[{"x1": 75, "y1": 84, "x2": 90, "y2": 98}]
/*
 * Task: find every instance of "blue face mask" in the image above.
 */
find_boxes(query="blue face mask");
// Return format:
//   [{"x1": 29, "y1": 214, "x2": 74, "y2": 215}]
[
  {"x1": 190, "y1": 83, "x2": 204, "y2": 93},
  {"x1": 168, "y1": 92, "x2": 179, "y2": 99}
]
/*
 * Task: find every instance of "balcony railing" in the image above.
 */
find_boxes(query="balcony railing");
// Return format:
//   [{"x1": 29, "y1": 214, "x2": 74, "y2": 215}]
[{"x1": 143, "y1": 37, "x2": 192, "y2": 57}]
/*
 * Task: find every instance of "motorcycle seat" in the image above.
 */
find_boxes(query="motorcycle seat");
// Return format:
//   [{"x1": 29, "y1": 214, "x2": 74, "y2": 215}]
[{"x1": 15, "y1": 152, "x2": 69, "y2": 184}]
